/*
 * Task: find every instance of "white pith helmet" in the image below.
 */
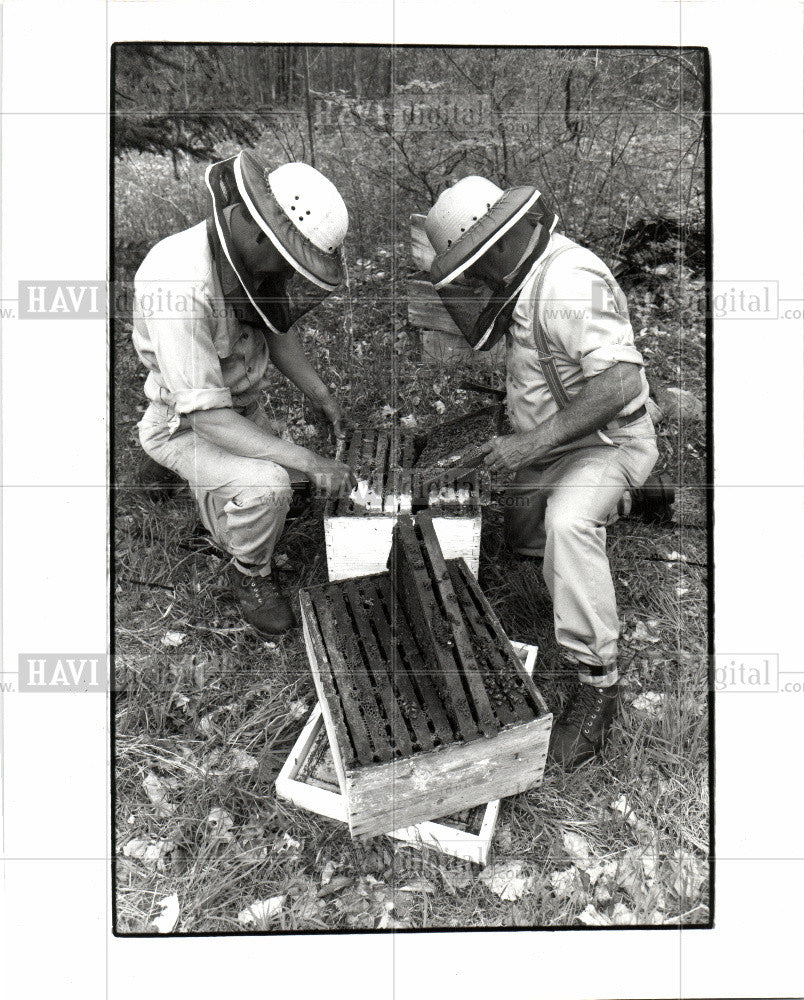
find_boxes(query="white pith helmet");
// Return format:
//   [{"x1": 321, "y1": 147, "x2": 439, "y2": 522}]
[
  {"x1": 425, "y1": 176, "x2": 543, "y2": 288},
  {"x1": 268, "y1": 162, "x2": 349, "y2": 255},
  {"x1": 425, "y1": 176, "x2": 505, "y2": 254}
]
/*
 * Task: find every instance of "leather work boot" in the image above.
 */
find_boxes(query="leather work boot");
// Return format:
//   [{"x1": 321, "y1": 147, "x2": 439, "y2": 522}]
[
  {"x1": 549, "y1": 681, "x2": 620, "y2": 769},
  {"x1": 619, "y1": 473, "x2": 675, "y2": 525},
  {"x1": 139, "y1": 452, "x2": 183, "y2": 502},
  {"x1": 231, "y1": 568, "x2": 296, "y2": 637},
  {"x1": 287, "y1": 481, "x2": 313, "y2": 521}
]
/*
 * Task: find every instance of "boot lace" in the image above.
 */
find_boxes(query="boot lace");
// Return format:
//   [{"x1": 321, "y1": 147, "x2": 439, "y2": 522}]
[
  {"x1": 562, "y1": 683, "x2": 606, "y2": 730},
  {"x1": 245, "y1": 574, "x2": 278, "y2": 607}
]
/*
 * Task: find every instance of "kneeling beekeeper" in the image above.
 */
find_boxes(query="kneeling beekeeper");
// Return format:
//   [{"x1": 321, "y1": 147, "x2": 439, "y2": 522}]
[
  {"x1": 133, "y1": 150, "x2": 356, "y2": 637},
  {"x1": 424, "y1": 177, "x2": 659, "y2": 768}
]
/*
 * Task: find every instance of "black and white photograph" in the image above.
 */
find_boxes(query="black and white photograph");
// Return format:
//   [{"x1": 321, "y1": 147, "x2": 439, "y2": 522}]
[
  {"x1": 111, "y1": 43, "x2": 711, "y2": 932},
  {"x1": 2, "y1": 2, "x2": 804, "y2": 998}
]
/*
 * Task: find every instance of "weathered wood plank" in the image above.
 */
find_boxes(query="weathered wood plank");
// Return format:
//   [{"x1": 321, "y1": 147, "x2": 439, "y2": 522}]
[
  {"x1": 383, "y1": 428, "x2": 403, "y2": 513},
  {"x1": 335, "y1": 428, "x2": 364, "y2": 515},
  {"x1": 452, "y1": 558, "x2": 546, "y2": 717},
  {"x1": 407, "y1": 277, "x2": 464, "y2": 335},
  {"x1": 446, "y1": 560, "x2": 525, "y2": 726},
  {"x1": 389, "y1": 515, "x2": 483, "y2": 741},
  {"x1": 415, "y1": 512, "x2": 498, "y2": 736},
  {"x1": 369, "y1": 429, "x2": 390, "y2": 513},
  {"x1": 275, "y1": 701, "x2": 507, "y2": 865},
  {"x1": 410, "y1": 214, "x2": 435, "y2": 270},
  {"x1": 372, "y1": 574, "x2": 454, "y2": 745},
  {"x1": 307, "y1": 587, "x2": 377, "y2": 766},
  {"x1": 298, "y1": 590, "x2": 356, "y2": 771},
  {"x1": 325, "y1": 586, "x2": 395, "y2": 763},
  {"x1": 343, "y1": 578, "x2": 415, "y2": 757},
  {"x1": 345, "y1": 713, "x2": 552, "y2": 838},
  {"x1": 361, "y1": 575, "x2": 439, "y2": 752}
]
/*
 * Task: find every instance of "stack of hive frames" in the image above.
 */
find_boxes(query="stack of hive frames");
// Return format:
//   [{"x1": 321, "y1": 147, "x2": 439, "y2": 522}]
[
  {"x1": 299, "y1": 518, "x2": 551, "y2": 838},
  {"x1": 414, "y1": 403, "x2": 504, "y2": 471},
  {"x1": 274, "y1": 641, "x2": 539, "y2": 866},
  {"x1": 323, "y1": 427, "x2": 487, "y2": 581}
]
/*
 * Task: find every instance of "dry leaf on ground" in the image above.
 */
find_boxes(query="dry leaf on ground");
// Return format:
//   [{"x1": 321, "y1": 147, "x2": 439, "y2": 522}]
[
  {"x1": 229, "y1": 749, "x2": 258, "y2": 772},
  {"x1": 291, "y1": 885, "x2": 323, "y2": 923},
  {"x1": 238, "y1": 895, "x2": 285, "y2": 926},
  {"x1": 577, "y1": 903, "x2": 611, "y2": 926},
  {"x1": 609, "y1": 795, "x2": 655, "y2": 841},
  {"x1": 288, "y1": 699, "x2": 308, "y2": 721},
  {"x1": 142, "y1": 771, "x2": 176, "y2": 817},
  {"x1": 320, "y1": 861, "x2": 338, "y2": 886},
  {"x1": 549, "y1": 867, "x2": 585, "y2": 900},
  {"x1": 495, "y1": 824, "x2": 513, "y2": 852},
  {"x1": 610, "y1": 902, "x2": 637, "y2": 925},
  {"x1": 396, "y1": 876, "x2": 437, "y2": 894},
  {"x1": 562, "y1": 830, "x2": 595, "y2": 869},
  {"x1": 151, "y1": 893, "x2": 180, "y2": 933},
  {"x1": 122, "y1": 838, "x2": 174, "y2": 864},
  {"x1": 161, "y1": 631, "x2": 186, "y2": 647},
  {"x1": 670, "y1": 850, "x2": 708, "y2": 900},
  {"x1": 631, "y1": 691, "x2": 665, "y2": 715},
  {"x1": 441, "y1": 869, "x2": 474, "y2": 894},
  {"x1": 205, "y1": 806, "x2": 234, "y2": 844},
  {"x1": 278, "y1": 832, "x2": 302, "y2": 855},
  {"x1": 479, "y1": 861, "x2": 535, "y2": 902},
  {"x1": 631, "y1": 621, "x2": 661, "y2": 645},
  {"x1": 317, "y1": 875, "x2": 353, "y2": 898},
  {"x1": 378, "y1": 909, "x2": 409, "y2": 930},
  {"x1": 616, "y1": 844, "x2": 660, "y2": 902},
  {"x1": 197, "y1": 748, "x2": 258, "y2": 776}
]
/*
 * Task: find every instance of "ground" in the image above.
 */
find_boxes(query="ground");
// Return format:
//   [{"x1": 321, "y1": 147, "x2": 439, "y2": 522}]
[{"x1": 112, "y1": 195, "x2": 709, "y2": 932}]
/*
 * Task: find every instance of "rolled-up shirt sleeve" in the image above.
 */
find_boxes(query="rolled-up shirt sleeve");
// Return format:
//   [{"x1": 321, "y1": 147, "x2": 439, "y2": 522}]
[
  {"x1": 133, "y1": 278, "x2": 233, "y2": 414},
  {"x1": 541, "y1": 262, "x2": 645, "y2": 378}
]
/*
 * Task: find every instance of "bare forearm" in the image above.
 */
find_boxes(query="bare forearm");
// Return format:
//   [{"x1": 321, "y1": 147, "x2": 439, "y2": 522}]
[
  {"x1": 268, "y1": 330, "x2": 329, "y2": 403},
  {"x1": 527, "y1": 363, "x2": 642, "y2": 458},
  {"x1": 189, "y1": 407, "x2": 316, "y2": 473},
  {"x1": 482, "y1": 362, "x2": 643, "y2": 471}
]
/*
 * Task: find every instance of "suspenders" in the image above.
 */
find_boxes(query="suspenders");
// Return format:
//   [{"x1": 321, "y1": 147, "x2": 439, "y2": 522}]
[
  {"x1": 529, "y1": 243, "x2": 576, "y2": 411},
  {"x1": 527, "y1": 244, "x2": 647, "y2": 438}
]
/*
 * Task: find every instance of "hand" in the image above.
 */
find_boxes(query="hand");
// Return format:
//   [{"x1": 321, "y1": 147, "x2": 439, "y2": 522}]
[
  {"x1": 307, "y1": 454, "x2": 357, "y2": 498},
  {"x1": 479, "y1": 432, "x2": 540, "y2": 472},
  {"x1": 309, "y1": 392, "x2": 350, "y2": 441}
]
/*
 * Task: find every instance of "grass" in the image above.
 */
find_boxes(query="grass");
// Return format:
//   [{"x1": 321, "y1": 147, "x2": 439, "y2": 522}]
[{"x1": 112, "y1": 153, "x2": 709, "y2": 933}]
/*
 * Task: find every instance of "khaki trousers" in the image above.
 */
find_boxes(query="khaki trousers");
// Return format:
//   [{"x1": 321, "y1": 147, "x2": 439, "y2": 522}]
[
  {"x1": 138, "y1": 402, "x2": 300, "y2": 577},
  {"x1": 504, "y1": 420, "x2": 658, "y2": 684}
]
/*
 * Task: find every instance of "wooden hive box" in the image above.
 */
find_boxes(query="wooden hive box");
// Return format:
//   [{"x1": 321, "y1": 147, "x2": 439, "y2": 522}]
[
  {"x1": 275, "y1": 641, "x2": 538, "y2": 866},
  {"x1": 323, "y1": 426, "x2": 487, "y2": 581},
  {"x1": 298, "y1": 544, "x2": 551, "y2": 839}
]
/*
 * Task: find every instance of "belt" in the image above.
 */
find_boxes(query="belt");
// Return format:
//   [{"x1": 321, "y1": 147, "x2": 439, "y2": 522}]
[{"x1": 608, "y1": 404, "x2": 647, "y2": 430}]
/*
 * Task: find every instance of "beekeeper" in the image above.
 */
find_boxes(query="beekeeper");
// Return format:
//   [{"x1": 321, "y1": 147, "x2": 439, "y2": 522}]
[
  {"x1": 424, "y1": 176, "x2": 659, "y2": 768},
  {"x1": 133, "y1": 150, "x2": 356, "y2": 637}
]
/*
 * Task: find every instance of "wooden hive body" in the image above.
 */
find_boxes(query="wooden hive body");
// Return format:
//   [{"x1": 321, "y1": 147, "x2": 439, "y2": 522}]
[
  {"x1": 299, "y1": 527, "x2": 551, "y2": 838},
  {"x1": 275, "y1": 641, "x2": 538, "y2": 866},
  {"x1": 323, "y1": 427, "x2": 486, "y2": 581}
]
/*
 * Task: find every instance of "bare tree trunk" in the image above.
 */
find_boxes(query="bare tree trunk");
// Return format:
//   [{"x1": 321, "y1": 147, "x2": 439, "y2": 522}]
[
  {"x1": 303, "y1": 46, "x2": 316, "y2": 166},
  {"x1": 353, "y1": 47, "x2": 362, "y2": 98}
]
